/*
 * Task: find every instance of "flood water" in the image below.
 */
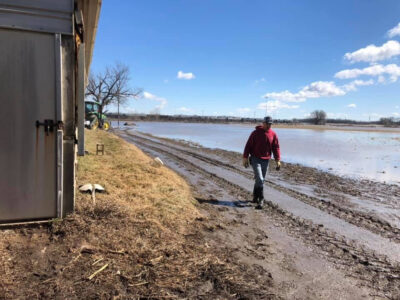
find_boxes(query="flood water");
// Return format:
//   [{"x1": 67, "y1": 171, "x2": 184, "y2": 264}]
[{"x1": 123, "y1": 121, "x2": 400, "y2": 184}]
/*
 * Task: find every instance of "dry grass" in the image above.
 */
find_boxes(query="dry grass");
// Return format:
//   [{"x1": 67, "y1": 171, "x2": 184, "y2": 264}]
[
  {"x1": 78, "y1": 129, "x2": 200, "y2": 232},
  {"x1": 0, "y1": 129, "x2": 275, "y2": 299}
]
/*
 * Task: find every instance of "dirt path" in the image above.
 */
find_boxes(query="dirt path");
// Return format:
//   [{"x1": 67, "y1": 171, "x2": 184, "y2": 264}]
[{"x1": 116, "y1": 129, "x2": 400, "y2": 299}]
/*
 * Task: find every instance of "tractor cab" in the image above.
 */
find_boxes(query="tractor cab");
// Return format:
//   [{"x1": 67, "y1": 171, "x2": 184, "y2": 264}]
[
  {"x1": 84, "y1": 100, "x2": 110, "y2": 130},
  {"x1": 85, "y1": 100, "x2": 100, "y2": 115}
]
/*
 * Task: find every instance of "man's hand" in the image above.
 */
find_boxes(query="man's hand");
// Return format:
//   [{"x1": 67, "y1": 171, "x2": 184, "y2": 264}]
[
  {"x1": 275, "y1": 160, "x2": 281, "y2": 171},
  {"x1": 242, "y1": 157, "x2": 249, "y2": 168}
]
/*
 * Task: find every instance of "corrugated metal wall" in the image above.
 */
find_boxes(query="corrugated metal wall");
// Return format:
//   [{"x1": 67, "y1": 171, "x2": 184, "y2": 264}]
[
  {"x1": 0, "y1": 0, "x2": 73, "y2": 34},
  {"x1": 0, "y1": 0, "x2": 101, "y2": 222},
  {"x1": 0, "y1": 0, "x2": 75, "y2": 222},
  {"x1": 0, "y1": 29, "x2": 59, "y2": 221}
]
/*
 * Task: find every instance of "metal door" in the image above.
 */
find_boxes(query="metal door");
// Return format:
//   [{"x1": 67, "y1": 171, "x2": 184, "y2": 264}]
[{"x1": 0, "y1": 28, "x2": 61, "y2": 222}]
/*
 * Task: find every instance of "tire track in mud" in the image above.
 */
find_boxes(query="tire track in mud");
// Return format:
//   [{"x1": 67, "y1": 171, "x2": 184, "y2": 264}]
[
  {"x1": 124, "y1": 131, "x2": 400, "y2": 244},
  {"x1": 118, "y1": 131, "x2": 400, "y2": 299}
]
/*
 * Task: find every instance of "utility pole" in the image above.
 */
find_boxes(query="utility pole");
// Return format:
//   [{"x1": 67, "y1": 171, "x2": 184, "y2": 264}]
[{"x1": 117, "y1": 95, "x2": 120, "y2": 128}]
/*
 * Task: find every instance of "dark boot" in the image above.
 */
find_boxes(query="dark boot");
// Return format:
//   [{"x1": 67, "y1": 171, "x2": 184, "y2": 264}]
[
  {"x1": 256, "y1": 186, "x2": 265, "y2": 209},
  {"x1": 252, "y1": 186, "x2": 259, "y2": 203}
]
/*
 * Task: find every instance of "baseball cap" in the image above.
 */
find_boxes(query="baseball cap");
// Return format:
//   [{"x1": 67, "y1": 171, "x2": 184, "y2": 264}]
[{"x1": 263, "y1": 116, "x2": 273, "y2": 124}]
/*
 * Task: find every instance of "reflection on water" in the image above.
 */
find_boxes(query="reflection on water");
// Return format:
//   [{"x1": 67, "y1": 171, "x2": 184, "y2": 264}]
[{"x1": 126, "y1": 122, "x2": 400, "y2": 184}]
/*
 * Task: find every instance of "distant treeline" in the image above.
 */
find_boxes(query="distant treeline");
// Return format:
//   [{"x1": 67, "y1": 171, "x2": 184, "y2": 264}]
[
  {"x1": 379, "y1": 117, "x2": 400, "y2": 127},
  {"x1": 109, "y1": 113, "x2": 262, "y2": 124},
  {"x1": 108, "y1": 113, "x2": 400, "y2": 127}
]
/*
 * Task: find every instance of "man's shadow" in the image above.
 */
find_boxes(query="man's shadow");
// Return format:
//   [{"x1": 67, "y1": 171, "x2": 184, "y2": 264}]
[{"x1": 195, "y1": 197, "x2": 251, "y2": 208}]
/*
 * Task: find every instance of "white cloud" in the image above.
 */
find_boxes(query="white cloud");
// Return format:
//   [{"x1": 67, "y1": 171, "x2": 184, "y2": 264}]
[
  {"x1": 301, "y1": 81, "x2": 346, "y2": 98},
  {"x1": 263, "y1": 90, "x2": 306, "y2": 103},
  {"x1": 257, "y1": 100, "x2": 299, "y2": 113},
  {"x1": 263, "y1": 81, "x2": 345, "y2": 103},
  {"x1": 347, "y1": 103, "x2": 357, "y2": 108},
  {"x1": 254, "y1": 78, "x2": 266, "y2": 85},
  {"x1": 335, "y1": 63, "x2": 400, "y2": 82},
  {"x1": 362, "y1": 113, "x2": 382, "y2": 120},
  {"x1": 143, "y1": 91, "x2": 154, "y2": 99},
  {"x1": 335, "y1": 65, "x2": 385, "y2": 79},
  {"x1": 343, "y1": 79, "x2": 374, "y2": 91},
  {"x1": 124, "y1": 107, "x2": 136, "y2": 114},
  {"x1": 396, "y1": 105, "x2": 400, "y2": 109},
  {"x1": 177, "y1": 106, "x2": 191, "y2": 112},
  {"x1": 378, "y1": 75, "x2": 386, "y2": 83},
  {"x1": 143, "y1": 91, "x2": 158, "y2": 100},
  {"x1": 143, "y1": 91, "x2": 167, "y2": 111},
  {"x1": 370, "y1": 113, "x2": 382, "y2": 118},
  {"x1": 177, "y1": 71, "x2": 195, "y2": 80},
  {"x1": 327, "y1": 112, "x2": 349, "y2": 119},
  {"x1": 236, "y1": 107, "x2": 251, "y2": 114},
  {"x1": 388, "y1": 23, "x2": 400, "y2": 38},
  {"x1": 393, "y1": 112, "x2": 400, "y2": 117},
  {"x1": 344, "y1": 40, "x2": 400, "y2": 63}
]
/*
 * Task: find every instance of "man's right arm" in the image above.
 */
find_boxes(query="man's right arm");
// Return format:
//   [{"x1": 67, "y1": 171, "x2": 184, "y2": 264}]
[
  {"x1": 242, "y1": 132, "x2": 254, "y2": 168},
  {"x1": 243, "y1": 132, "x2": 254, "y2": 158}
]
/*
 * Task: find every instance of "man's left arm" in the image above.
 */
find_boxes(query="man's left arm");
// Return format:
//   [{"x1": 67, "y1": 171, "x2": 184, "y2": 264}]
[{"x1": 272, "y1": 133, "x2": 281, "y2": 169}]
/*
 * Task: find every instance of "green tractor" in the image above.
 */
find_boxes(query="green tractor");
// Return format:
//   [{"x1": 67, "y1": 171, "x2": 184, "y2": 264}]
[{"x1": 84, "y1": 100, "x2": 111, "y2": 131}]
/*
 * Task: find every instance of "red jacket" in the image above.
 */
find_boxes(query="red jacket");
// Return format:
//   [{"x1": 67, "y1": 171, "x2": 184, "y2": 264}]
[{"x1": 243, "y1": 126, "x2": 281, "y2": 160}]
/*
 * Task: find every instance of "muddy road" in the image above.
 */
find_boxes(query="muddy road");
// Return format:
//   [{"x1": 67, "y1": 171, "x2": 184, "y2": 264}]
[{"x1": 116, "y1": 129, "x2": 400, "y2": 299}]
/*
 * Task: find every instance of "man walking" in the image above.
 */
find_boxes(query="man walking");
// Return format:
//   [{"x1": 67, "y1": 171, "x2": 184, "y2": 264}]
[{"x1": 243, "y1": 116, "x2": 281, "y2": 209}]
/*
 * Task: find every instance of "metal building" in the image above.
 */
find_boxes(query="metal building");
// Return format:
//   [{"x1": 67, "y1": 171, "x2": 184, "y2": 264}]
[{"x1": 0, "y1": 0, "x2": 101, "y2": 223}]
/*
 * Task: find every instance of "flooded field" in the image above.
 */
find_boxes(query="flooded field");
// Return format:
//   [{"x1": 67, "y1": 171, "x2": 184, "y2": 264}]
[{"x1": 123, "y1": 122, "x2": 400, "y2": 184}]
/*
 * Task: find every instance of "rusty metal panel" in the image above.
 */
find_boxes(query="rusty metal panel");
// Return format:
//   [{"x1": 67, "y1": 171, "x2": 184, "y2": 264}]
[
  {"x1": 55, "y1": 33, "x2": 64, "y2": 218},
  {"x1": 60, "y1": 35, "x2": 76, "y2": 216},
  {"x1": 63, "y1": 140, "x2": 75, "y2": 215},
  {"x1": 57, "y1": 130, "x2": 63, "y2": 218},
  {"x1": 0, "y1": 0, "x2": 73, "y2": 34},
  {"x1": 77, "y1": 42, "x2": 85, "y2": 156},
  {"x1": 0, "y1": 28, "x2": 57, "y2": 222},
  {"x1": 61, "y1": 36, "x2": 75, "y2": 137}
]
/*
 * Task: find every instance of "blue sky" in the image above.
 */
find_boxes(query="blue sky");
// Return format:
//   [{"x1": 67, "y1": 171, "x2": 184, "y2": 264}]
[{"x1": 91, "y1": 0, "x2": 400, "y2": 120}]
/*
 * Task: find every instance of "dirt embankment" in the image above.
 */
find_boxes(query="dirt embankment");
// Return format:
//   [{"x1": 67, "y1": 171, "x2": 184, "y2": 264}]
[{"x1": 0, "y1": 130, "x2": 275, "y2": 299}]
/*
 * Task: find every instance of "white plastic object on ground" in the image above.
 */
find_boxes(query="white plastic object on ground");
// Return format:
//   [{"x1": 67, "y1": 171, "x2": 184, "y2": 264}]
[
  {"x1": 154, "y1": 157, "x2": 164, "y2": 166},
  {"x1": 79, "y1": 183, "x2": 93, "y2": 193},
  {"x1": 93, "y1": 184, "x2": 105, "y2": 192}
]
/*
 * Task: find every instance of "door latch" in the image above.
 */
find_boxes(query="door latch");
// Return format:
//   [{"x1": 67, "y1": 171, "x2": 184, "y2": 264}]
[{"x1": 36, "y1": 119, "x2": 63, "y2": 136}]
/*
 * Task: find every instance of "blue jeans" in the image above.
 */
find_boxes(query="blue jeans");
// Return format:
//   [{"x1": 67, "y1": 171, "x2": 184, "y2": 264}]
[{"x1": 250, "y1": 156, "x2": 269, "y2": 188}]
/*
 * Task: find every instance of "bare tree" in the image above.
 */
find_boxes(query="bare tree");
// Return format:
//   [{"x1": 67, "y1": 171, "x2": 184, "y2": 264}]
[
  {"x1": 310, "y1": 110, "x2": 327, "y2": 125},
  {"x1": 86, "y1": 63, "x2": 142, "y2": 126},
  {"x1": 379, "y1": 117, "x2": 400, "y2": 127}
]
